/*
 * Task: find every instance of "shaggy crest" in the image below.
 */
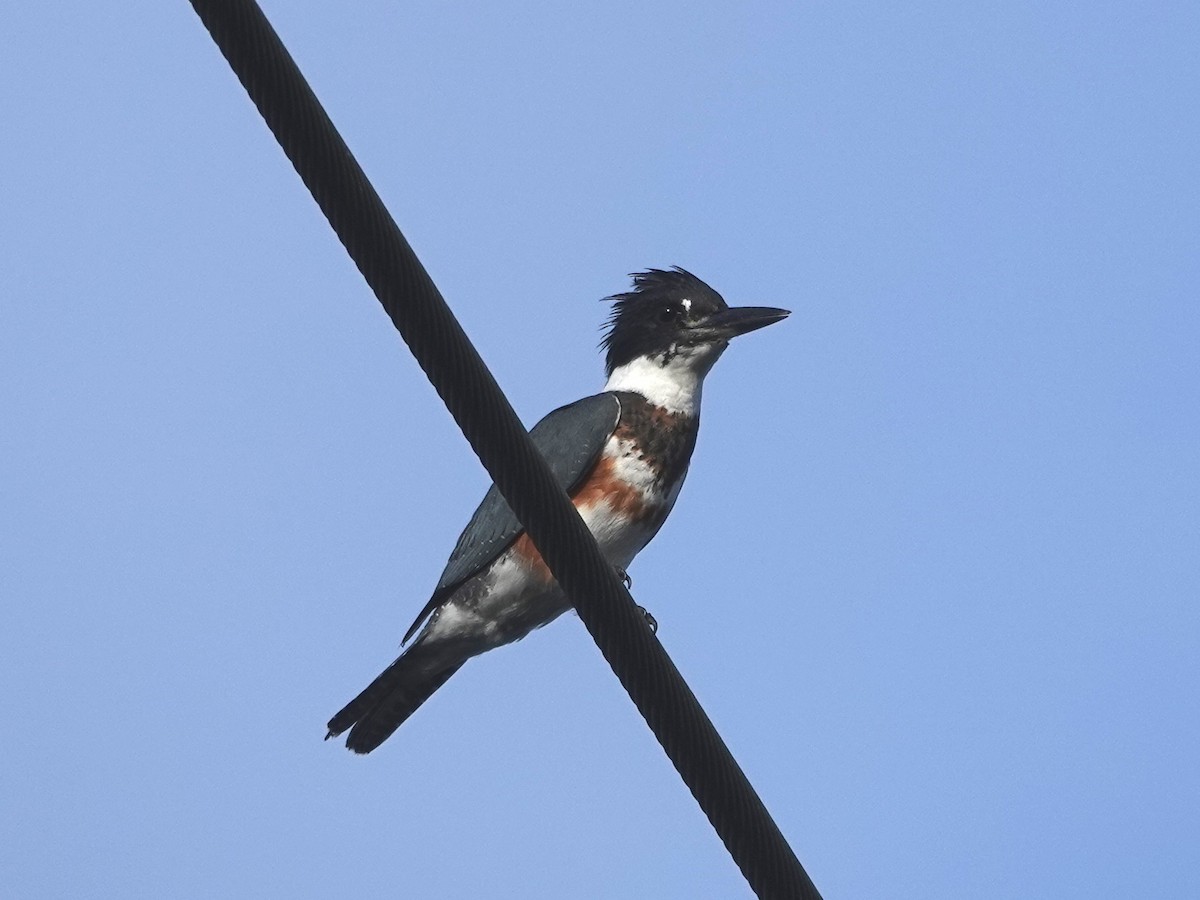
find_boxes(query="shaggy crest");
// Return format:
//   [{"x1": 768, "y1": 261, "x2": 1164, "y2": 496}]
[{"x1": 600, "y1": 267, "x2": 728, "y2": 375}]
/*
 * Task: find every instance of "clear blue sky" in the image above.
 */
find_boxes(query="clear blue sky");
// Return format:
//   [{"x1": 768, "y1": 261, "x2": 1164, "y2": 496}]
[{"x1": 3, "y1": 2, "x2": 1197, "y2": 897}]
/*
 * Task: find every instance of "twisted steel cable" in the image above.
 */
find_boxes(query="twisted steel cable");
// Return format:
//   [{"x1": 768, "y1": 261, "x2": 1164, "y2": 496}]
[{"x1": 188, "y1": 2, "x2": 821, "y2": 896}]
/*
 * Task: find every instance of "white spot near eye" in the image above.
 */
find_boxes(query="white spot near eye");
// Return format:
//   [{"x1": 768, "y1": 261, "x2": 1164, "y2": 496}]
[{"x1": 681, "y1": 297, "x2": 692, "y2": 313}]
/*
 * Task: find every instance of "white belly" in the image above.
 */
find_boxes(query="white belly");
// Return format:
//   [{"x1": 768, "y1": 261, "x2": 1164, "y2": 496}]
[{"x1": 424, "y1": 434, "x2": 686, "y2": 649}]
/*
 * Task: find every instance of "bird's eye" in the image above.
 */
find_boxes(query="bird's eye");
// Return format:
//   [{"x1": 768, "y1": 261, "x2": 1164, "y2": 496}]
[{"x1": 659, "y1": 305, "x2": 680, "y2": 323}]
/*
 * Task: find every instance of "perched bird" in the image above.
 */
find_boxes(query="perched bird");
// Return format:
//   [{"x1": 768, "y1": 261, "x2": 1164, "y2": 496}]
[{"x1": 327, "y1": 267, "x2": 788, "y2": 753}]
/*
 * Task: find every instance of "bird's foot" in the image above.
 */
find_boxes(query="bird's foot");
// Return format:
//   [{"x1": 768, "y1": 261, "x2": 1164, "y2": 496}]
[
  {"x1": 637, "y1": 606, "x2": 658, "y2": 635},
  {"x1": 612, "y1": 567, "x2": 652, "y2": 631}
]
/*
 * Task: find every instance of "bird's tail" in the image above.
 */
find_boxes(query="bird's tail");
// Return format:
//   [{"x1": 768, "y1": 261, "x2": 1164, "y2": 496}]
[{"x1": 326, "y1": 642, "x2": 464, "y2": 754}]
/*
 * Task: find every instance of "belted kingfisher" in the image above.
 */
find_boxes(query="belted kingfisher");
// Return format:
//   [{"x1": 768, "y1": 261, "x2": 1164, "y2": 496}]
[{"x1": 327, "y1": 267, "x2": 788, "y2": 753}]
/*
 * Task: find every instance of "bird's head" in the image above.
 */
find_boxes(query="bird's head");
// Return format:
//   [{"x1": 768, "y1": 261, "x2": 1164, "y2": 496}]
[{"x1": 601, "y1": 267, "x2": 789, "y2": 378}]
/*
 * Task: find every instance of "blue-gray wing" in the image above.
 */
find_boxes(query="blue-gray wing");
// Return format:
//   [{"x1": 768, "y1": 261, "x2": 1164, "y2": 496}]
[{"x1": 402, "y1": 392, "x2": 622, "y2": 643}]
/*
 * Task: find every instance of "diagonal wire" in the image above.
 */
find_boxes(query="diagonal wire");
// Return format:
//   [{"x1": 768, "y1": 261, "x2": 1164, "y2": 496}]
[{"x1": 187, "y1": 2, "x2": 821, "y2": 897}]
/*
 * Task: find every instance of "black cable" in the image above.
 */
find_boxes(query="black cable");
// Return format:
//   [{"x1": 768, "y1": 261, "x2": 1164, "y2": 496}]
[{"x1": 187, "y1": 2, "x2": 821, "y2": 897}]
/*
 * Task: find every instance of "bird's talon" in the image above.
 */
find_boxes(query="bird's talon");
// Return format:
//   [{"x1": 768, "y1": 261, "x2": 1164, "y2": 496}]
[
  {"x1": 615, "y1": 567, "x2": 632, "y2": 589},
  {"x1": 637, "y1": 606, "x2": 658, "y2": 634}
]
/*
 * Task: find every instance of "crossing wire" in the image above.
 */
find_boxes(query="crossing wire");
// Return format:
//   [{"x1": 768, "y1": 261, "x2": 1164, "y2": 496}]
[{"x1": 188, "y1": 2, "x2": 822, "y2": 897}]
